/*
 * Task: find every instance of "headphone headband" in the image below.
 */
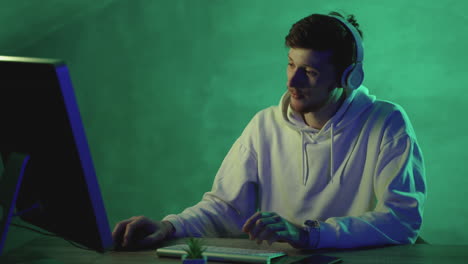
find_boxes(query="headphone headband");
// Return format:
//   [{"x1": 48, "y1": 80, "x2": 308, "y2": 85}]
[{"x1": 327, "y1": 14, "x2": 364, "y2": 90}]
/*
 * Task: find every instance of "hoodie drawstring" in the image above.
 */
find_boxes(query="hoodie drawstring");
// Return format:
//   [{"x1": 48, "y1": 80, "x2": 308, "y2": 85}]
[
  {"x1": 301, "y1": 131, "x2": 307, "y2": 185},
  {"x1": 330, "y1": 123, "x2": 334, "y2": 184}
]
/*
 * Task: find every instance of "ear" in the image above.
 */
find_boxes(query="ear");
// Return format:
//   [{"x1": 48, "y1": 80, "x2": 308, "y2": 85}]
[{"x1": 332, "y1": 67, "x2": 342, "y2": 89}]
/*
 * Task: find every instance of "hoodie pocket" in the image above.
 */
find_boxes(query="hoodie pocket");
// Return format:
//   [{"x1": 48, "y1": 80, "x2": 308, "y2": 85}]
[{"x1": 303, "y1": 143, "x2": 331, "y2": 193}]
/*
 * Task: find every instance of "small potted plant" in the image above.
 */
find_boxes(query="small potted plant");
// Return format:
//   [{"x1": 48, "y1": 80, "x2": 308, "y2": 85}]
[{"x1": 181, "y1": 237, "x2": 208, "y2": 264}]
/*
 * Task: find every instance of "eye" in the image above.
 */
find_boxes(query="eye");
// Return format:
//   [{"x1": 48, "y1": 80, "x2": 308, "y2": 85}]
[
  {"x1": 288, "y1": 63, "x2": 318, "y2": 77},
  {"x1": 306, "y1": 71, "x2": 318, "y2": 77}
]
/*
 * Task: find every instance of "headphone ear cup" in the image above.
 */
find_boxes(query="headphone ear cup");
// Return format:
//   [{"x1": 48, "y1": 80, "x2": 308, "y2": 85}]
[
  {"x1": 340, "y1": 64, "x2": 354, "y2": 89},
  {"x1": 347, "y1": 62, "x2": 364, "y2": 90},
  {"x1": 342, "y1": 62, "x2": 364, "y2": 90}
]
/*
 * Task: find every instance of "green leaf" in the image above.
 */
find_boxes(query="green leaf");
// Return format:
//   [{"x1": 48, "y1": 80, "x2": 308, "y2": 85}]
[{"x1": 183, "y1": 237, "x2": 207, "y2": 259}]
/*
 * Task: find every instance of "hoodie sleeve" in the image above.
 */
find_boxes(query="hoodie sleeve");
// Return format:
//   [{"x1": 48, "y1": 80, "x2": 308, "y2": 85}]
[
  {"x1": 316, "y1": 110, "x2": 427, "y2": 249},
  {"x1": 162, "y1": 121, "x2": 259, "y2": 238}
]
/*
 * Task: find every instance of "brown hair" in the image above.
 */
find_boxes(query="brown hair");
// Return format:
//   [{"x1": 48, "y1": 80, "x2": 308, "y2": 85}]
[{"x1": 284, "y1": 11, "x2": 363, "y2": 85}]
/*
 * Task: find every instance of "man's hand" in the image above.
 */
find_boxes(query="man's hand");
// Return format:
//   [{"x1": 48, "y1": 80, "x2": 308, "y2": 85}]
[
  {"x1": 112, "y1": 216, "x2": 175, "y2": 250},
  {"x1": 242, "y1": 212, "x2": 308, "y2": 249}
]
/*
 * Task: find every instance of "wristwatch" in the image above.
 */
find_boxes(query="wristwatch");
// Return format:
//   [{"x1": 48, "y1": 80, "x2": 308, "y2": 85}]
[{"x1": 303, "y1": 220, "x2": 321, "y2": 249}]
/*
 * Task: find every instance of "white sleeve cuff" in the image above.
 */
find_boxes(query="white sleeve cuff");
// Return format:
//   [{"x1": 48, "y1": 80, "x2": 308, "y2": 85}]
[
  {"x1": 162, "y1": 214, "x2": 185, "y2": 238},
  {"x1": 316, "y1": 221, "x2": 338, "y2": 249}
]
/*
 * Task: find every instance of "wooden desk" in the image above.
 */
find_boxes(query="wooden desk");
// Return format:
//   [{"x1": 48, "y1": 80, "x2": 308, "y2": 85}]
[{"x1": 1, "y1": 236, "x2": 467, "y2": 264}]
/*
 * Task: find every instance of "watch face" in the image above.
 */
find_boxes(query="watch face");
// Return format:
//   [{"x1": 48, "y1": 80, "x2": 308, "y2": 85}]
[{"x1": 304, "y1": 220, "x2": 320, "y2": 228}]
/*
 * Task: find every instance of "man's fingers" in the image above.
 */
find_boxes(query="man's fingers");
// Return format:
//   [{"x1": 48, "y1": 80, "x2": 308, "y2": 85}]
[
  {"x1": 136, "y1": 230, "x2": 166, "y2": 248},
  {"x1": 112, "y1": 220, "x2": 132, "y2": 246},
  {"x1": 122, "y1": 217, "x2": 146, "y2": 247},
  {"x1": 249, "y1": 218, "x2": 265, "y2": 239},
  {"x1": 243, "y1": 212, "x2": 278, "y2": 233},
  {"x1": 268, "y1": 236, "x2": 280, "y2": 246},
  {"x1": 255, "y1": 223, "x2": 282, "y2": 245},
  {"x1": 255, "y1": 228, "x2": 271, "y2": 245},
  {"x1": 249, "y1": 215, "x2": 280, "y2": 240},
  {"x1": 242, "y1": 212, "x2": 262, "y2": 232},
  {"x1": 267, "y1": 231, "x2": 281, "y2": 246},
  {"x1": 257, "y1": 223, "x2": 285, "y2": 244}
]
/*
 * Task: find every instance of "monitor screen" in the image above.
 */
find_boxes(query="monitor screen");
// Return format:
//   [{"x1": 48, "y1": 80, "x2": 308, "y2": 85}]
[{"x1": 0, "y1": 55, "x2": 113, "y2": 254}]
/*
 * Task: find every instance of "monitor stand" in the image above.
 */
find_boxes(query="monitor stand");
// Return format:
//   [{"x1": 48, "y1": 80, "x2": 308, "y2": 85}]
[{"x1": 0, "y1": 152, "x2": 30, "y2": 256}]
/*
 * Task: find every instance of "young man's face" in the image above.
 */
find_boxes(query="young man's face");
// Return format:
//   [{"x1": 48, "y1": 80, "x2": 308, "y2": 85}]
[{"x1": 286, "y1": 48, "x2": 340, "y2": 113}]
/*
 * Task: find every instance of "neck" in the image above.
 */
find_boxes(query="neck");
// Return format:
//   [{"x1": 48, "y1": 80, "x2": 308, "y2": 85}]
[{"x1": 302, "y1": 88, "x2": 346, "y2": 129}]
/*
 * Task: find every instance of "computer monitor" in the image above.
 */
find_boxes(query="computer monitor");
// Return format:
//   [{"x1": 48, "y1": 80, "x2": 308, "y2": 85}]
[{"x1": 0, "y1": 55, "x2": 113, "y2": 255}]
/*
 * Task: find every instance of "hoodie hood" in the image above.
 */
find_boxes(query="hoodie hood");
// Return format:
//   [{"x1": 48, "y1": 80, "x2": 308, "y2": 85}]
[{"x1": 279, "y1": 85, "x2": 376, "y2": 184}]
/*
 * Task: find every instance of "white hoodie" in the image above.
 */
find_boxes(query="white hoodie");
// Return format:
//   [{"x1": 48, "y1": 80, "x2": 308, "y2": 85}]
[{"x1": 163, "y1": 85, "x2": 426, "y2": 249}]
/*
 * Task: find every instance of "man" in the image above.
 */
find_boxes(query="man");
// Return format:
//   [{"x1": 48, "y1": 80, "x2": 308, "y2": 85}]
[{"x1": 112, "y1": 11, "x2": 426, "y2": 250}]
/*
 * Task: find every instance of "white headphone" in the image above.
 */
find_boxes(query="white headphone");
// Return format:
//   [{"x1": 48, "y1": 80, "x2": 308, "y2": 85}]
[{"x1": 327, "y1": 15, "x2": 364, "y2": 90}]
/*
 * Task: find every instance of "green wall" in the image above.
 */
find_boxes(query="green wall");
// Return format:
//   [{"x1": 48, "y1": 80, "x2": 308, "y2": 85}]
[{"x1": 2, "y1": 0, "x2": 468, "y2": 252}]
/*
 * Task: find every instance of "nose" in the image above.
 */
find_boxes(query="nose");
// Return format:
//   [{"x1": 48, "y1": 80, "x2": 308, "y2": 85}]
[{"x1": 287, "y1": 69, "x2": 306, "y2": 89}]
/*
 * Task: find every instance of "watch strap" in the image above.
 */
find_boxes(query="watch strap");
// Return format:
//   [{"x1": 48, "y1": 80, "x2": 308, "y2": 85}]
[{"x1": 303, "y1": 220, "x2": 320, "y2": 249}]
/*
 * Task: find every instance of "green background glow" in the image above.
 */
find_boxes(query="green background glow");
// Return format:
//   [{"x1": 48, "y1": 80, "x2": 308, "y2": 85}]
[{"x1": 1, "y1": 0, "x2": 467, "y2": 252}]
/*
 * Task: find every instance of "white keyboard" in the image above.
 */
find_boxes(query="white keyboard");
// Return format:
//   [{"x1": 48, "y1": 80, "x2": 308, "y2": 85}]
[{"x1": 156, "y1": 244, "x2": 287, "y2": 264}]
